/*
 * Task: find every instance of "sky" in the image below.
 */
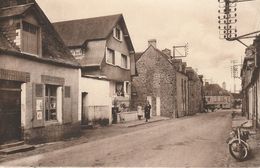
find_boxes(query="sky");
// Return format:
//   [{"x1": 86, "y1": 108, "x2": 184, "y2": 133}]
[{"x1": 36, "y1": 0, "x2": 260, "y2": 92}]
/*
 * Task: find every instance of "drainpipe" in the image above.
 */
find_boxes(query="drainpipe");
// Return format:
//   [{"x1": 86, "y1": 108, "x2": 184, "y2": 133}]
[{"x1": 256, "y1": 77, "x2": 258, "y2": 128}]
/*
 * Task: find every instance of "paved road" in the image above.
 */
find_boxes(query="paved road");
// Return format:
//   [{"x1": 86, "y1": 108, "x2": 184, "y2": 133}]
[{"x1": 2, "y1": 111, "x2": 233, "y2": 167}]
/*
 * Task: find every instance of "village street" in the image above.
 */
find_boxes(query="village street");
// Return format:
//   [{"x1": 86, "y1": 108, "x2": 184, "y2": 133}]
[{"x1": 1, "y1": 110, "x2": 242, "y2": 167}]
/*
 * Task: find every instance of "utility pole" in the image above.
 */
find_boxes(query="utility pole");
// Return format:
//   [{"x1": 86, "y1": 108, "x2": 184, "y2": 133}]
[
  {"x1": 231, "y1": 59, "x2": 242, "y2": 93},
  {"x1": 218, "y1": 0, "x2": 259, "y2": 47}
]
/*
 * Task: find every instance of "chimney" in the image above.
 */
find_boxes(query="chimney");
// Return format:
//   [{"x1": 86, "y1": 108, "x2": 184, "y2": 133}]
[
  {"x1": 162, "y1": 48, "x2": 172, "y2": 57},
  {"x1": 148, "y1": 39, "x2": 157, "y2": 48},
  {"x1": 205, "y1": 82, "x2": 209, "y2": 87},
  {"x1": 222, "y1": 82, "x2": 226, "y2": 90}
]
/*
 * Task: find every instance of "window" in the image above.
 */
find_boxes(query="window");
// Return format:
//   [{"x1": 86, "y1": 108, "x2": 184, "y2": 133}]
[
  {"x1": 23, "y1": 21, "x2": 37, "y2": 34},
  {"x1": 70, "y1": 48, "x2": 84, "y2": 59},
  {"x1": 114, "y1": 27, "x2": 121, "y2": 40},
  {"x1": 107, "y1": 48, "x2": 115, "y2": 64},
  {"x1": 21, "y1": 21, "x2": 40, "y2": 55},
  {"x1": 115, "y1": 82, "x2": 124, "y2": 96},
  {"x1": 121, "y1": 54, "x2": 128, "y2": 69},
  {"x1": 45, "y1": 85, "x2": 57, "y2": 121}
]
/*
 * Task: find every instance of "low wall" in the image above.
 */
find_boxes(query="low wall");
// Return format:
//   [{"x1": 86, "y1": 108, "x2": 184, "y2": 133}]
[
  {"x1": 23, "y1": 122, "x2": 81, "y2": 144},
  {"x1": 119, "y1": 111, "x2": 138, "y2": 122},
  {"x1": 82, "y1": 105, "x2": 110, "y2": 126}
]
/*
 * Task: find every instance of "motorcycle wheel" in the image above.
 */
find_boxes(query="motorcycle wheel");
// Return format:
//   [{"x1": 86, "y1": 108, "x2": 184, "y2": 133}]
[{"x1": 229, "y1": 140, "x2": 248, "y2": 161}]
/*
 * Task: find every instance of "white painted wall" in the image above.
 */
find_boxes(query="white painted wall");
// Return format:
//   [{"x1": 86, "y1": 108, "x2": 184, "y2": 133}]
[
  {"x1": 80, "y1": 77, "x2": 111, "y2": 123},
  {"x1": 21, "y1": 83, "x2": 26, "y2": 128},
  {"x1": 57, "y1": 87, "x2": 62, "y2": 123}
]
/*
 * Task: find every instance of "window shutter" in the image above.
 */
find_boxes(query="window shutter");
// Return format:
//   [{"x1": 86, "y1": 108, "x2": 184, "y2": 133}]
[
  {"x1": 65, "y1": 86, "x2": 71, "y2": 98},
  {"x1": 32, "y1": 83, "x2": 45, "y2": 128},
  {"x1": 63, "y1": 86, "x2": 72, "y2": 123}
]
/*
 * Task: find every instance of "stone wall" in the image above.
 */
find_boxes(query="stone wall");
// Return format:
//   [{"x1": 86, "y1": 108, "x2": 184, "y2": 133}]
[{"x1": 131, "y1": 46, "x2": 176, "y2": 118}]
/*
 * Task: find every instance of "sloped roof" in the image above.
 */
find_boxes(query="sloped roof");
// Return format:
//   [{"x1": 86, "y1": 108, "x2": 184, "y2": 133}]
[
  {"x1": 135, "y1": 52, "x2": 144, "y2": 62},
  {"x1": 0, "y1": 32, "x2": 19, "y2": 52},
  {"x1": 53, "y1": 14, "x2": 122, "y2": 47},
  {"x1": 0, "y1": 2, "x2": 79, "y2": 67},
  {"x1": 204, "y1": 83, "x2": 231, "y2": 96},
  {"x1": 0, "y1": 3, "x2": 33, "y2": 18},
  {"x1": 79, "y1": 40, "x2": 106, "y2": 67}
]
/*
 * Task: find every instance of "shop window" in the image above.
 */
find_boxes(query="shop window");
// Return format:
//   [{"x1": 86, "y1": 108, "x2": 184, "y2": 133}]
[
  {"x1": 116, "y1": 82, "x2": 124, "y2": 96},
  {"x1": 45, "y1": 85, "x2": 57, "y2": 121},
  {"x1": 106, "y1": 48, "x2": 115, "y2": 65}
]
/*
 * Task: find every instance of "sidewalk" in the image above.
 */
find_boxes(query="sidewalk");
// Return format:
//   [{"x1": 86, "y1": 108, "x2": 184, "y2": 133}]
[{"x1": 115, "y1": 116, "x2": 170, "y2": 128}]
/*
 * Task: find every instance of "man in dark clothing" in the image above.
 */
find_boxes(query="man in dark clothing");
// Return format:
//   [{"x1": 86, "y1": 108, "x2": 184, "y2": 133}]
[{"x1": 144, "y1": 101, "x2": 151, "y2": 122}]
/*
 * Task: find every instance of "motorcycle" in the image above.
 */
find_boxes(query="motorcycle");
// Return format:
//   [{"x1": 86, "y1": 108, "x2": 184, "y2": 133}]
[{"x1": 226, "y1": 121, "x2": 251, "y2": 161}]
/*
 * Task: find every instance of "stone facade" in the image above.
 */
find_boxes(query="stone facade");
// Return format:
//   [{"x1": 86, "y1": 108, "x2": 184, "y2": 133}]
[
  {"x1": 186, "y1": 68, "x2": 204, "y2": 115},
  {"x1": 131, "y1": 45, "x2": 177, "y2": 118}
]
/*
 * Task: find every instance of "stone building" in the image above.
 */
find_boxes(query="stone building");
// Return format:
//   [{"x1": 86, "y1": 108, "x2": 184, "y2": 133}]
[
  {"x1": 132, "y1": 40, "x2": 192, "y2": 118},
  {"x1": 172, "y1": 59, "x2": 189, "y2": 117},
  {"x1": 131, "y1": 40, "x2": 177, "y2": 117},
  {"x1": 53, "y1": 14, "x2": 136, "y2": 125},
  {"x1": 0, "y1": 1, "x2": 81, "y2": 144},
  {"x1": 186, "y1": 67, "x2": 204, "y2": 115},
  {"x1": 241, "y1": 36, "x2": 260, "y2": 128}
]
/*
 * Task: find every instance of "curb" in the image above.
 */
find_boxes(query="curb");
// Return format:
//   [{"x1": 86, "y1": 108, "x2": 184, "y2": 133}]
[{"x1": 126, "y1": 118, "x2": 169, "y2": 128}]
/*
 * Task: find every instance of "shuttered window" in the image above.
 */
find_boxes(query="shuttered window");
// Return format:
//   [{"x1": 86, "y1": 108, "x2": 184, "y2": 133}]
[{"x1": 22, "y1": 21, "x2": 39, "y2": 55}]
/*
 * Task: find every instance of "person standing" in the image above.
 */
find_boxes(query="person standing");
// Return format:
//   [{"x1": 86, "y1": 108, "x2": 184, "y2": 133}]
[{"x1": 144, "y1": 101, "x2": 151, "y2": 122}]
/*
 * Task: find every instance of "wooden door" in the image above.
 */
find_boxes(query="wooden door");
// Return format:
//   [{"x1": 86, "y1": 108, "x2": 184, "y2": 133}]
[{"x1": 0, "y1": 81, "x2": 22, "y2": 144}]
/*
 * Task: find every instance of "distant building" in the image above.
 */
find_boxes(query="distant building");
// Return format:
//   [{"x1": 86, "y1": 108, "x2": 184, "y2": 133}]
[{"x1": 204, "y1": 82, "x2": 232, "y2": 110}]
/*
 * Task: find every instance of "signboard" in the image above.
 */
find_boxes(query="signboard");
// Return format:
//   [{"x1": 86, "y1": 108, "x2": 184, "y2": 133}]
[{"x1": 36, "y1": 99, "x2": 43, "y2": 120}]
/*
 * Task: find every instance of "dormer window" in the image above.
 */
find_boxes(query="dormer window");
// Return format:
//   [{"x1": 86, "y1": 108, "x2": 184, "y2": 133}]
[
  {"x1": 70, "y1": 48, "x2": 84, "y2": 59},
  {"x1": 113, "y1": 27, "x2": 122, "y2": 41},
  {"x1": 21, "y1": 21, "x2": 41, "y2": 56}
]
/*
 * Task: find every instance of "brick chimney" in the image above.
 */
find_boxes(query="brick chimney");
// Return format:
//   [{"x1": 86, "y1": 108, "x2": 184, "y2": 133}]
[
  {"x1": 162, "y1": 48, "x2": 172, "y2": 57},
  {"x1": 148, "y1": 39, "x2": 157, "y2": 48}
]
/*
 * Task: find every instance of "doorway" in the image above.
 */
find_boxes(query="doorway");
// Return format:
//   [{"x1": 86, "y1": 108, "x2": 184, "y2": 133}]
[
  {"x1": 0, "y1": 80, "x2": 22, "y2": 144},
  {"x1": 156, "y1": 97, "x2": 161, "y2": 116}
]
